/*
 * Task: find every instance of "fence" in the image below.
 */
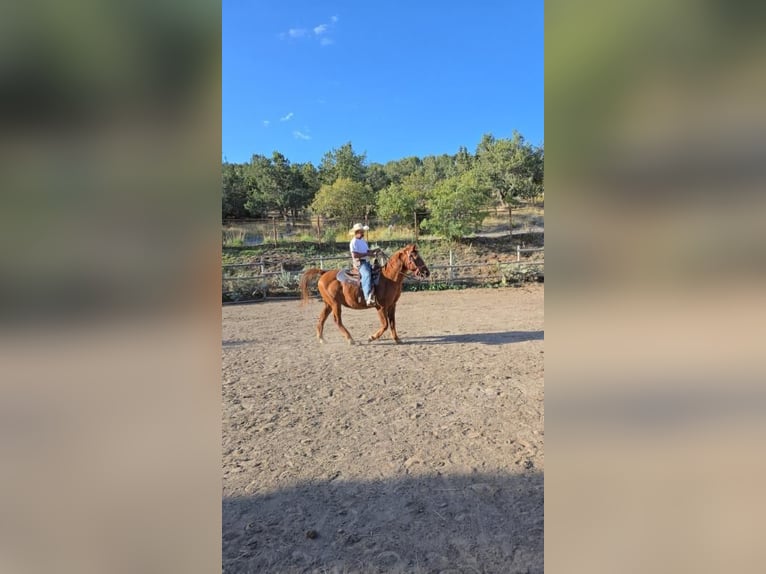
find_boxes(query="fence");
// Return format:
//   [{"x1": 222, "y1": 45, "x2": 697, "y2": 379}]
[{"x1": 222, "y1": 246, "x2": 543, "y2": 302}]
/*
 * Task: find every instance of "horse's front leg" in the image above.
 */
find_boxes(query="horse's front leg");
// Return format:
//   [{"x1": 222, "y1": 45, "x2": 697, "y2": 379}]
[
  {"x1": 368, "y1": 306, "x2": 389, "y2": 342},
  {"x1": 388, "y1": 306, "x2": 401, "y2": 343}
]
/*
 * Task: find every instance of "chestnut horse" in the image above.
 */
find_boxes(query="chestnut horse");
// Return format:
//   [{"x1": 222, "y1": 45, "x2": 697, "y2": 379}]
[{"x1": 300, "y1": 244, "x2": 430, "y2": 344}]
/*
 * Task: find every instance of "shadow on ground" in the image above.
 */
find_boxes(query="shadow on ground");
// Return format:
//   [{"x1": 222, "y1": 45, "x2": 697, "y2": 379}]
[
  {"x1": 222, "y1": 339, "x2": 259, "y2": 347},
  {"x1": 223, "y1": 471, "x2": 543, "y2": 574},
  {"x1": 403, "y1": 330, "x2": 544, "y2": 346}
]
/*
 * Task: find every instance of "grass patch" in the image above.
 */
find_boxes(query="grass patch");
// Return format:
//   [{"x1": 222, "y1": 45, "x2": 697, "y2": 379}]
[{"x1": 222, "y1": 227, "x2": 248, "y2": 247}]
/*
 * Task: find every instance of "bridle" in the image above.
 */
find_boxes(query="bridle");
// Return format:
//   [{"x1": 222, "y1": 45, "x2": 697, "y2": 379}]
[
  {"x1": 406, "y1": 250, "x2": 429, "y2": 277},
  {"x1": 377, "y1": 248, "x2": 429, "y2": 279}
]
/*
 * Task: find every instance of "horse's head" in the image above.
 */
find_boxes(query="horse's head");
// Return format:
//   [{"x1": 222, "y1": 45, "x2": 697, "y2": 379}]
[{"x1": 403, "y1": 244, "x2": 430, "y2": 278}]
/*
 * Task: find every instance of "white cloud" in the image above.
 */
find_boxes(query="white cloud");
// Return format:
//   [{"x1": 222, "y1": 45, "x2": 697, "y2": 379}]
[
  {"x1": 293, "y1": 130, "x2": 311, "y2": 140},
  {"x1": 262, "y1": 120, "x2": 270, "y2": 127},
  {"x1": 280, "y1": 112, "x2": 294, "y2": 122},
  {"x1": 283, "y1": 16, "x2": 338, "y2": 44}
]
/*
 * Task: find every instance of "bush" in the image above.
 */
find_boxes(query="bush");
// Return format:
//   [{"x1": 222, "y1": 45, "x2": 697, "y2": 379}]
[
  {"x1": 310, "y1": 177, "x2": 375, "y2": 224},
  {"x1": 420, "y1": 172, "x2": 491, "y2": 240},
  {"x1": 322, "y1": 225, "x2": 342, "y2": 244}
]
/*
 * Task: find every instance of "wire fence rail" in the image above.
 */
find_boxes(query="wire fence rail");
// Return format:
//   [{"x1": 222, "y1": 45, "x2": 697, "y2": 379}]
[{"x1": 222, "y1": 247, "x2": 544, "y2": 302}]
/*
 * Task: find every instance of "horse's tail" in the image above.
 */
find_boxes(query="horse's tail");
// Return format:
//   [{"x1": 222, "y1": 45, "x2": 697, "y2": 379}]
[{"x1": 300, "y1": 268, "x2": 326, "y2": 306}]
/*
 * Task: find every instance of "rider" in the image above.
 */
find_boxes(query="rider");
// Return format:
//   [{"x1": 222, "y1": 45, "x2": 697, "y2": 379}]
[{"x1": 349, "y1": 223, "x2": 378, "y2": 306}]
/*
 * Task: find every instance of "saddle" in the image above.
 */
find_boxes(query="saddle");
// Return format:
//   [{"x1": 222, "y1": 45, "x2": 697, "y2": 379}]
[{"x1": 337, "y1": 259, "x2": 382, "y2": 286}]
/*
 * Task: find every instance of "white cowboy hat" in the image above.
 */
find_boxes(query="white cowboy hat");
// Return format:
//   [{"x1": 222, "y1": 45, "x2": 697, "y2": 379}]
[{"x1": 349, "y1": 223, "x2": 370, "y2": 234}]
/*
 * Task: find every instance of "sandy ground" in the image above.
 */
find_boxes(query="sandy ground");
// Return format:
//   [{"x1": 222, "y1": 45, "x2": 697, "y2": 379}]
[{"x1": 223, "y1": 285, "x2": 544, "y2": 573}]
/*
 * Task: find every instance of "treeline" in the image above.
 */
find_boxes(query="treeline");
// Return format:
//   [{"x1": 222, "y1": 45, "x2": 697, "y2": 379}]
[{"x1": 222, "y1": 131, "x2": 543, "y2": 240}]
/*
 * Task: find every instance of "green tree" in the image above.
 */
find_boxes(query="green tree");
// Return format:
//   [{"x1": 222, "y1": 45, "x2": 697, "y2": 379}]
[
  {"x1": 243, "y1": 153, "x2": 319, "y2": 218},
  {"x1": 298, "y1": 161, "x2": 320, "y2": 193},
  {"x1": 267, "y1": 151, "x2": 296, "y2": 216},
  {"x1": 421, "y1": 154, "x2": 454, "y2": 183},
  {"x1": 421, "y1": 172, "x2": 491, "y2": 240},
  {"x1": 454, "y1": 146, "x2": 475, "y2": 175},
  {"x1": 222, "y1": 162, "x2": 249, "y2": 218},
  {"x1": 319, "y1": 142, "x2": 368, "y2": 185},
  {"x1": 309, "y1": 177, "x2": 374, "y2": 227},
  {"x1": 365, "y1": 163, "x2": 391, "y2": 193},
  {"x1": 293, "y1": 162, "x2": 320, "y2": 215},
  {"x1": 382, "y1": 156, "x2": 422, "y2": 184},
  {"x1": 376, "y1": 171, "x2": 433, "y2": 223},
  {"x1": 476, "y1": 131, "x2": 544, "y2": 235},
  {"x1": 243, "y1": 154, "x2": 272, "y2": 217},
  {"x1": 527, "y1": 144, "x2": 544, "y2": 202}
]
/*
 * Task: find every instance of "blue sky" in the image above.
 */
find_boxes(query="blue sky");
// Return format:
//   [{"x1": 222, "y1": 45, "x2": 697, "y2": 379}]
[{"x1": 223, "y1": 1, "x2": 543, "y2": 165}]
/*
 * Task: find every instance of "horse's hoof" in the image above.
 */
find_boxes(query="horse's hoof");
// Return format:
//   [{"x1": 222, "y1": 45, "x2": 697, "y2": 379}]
[
  {"x1": 367, "y1": 336, "x2": 375, "y2": 342},
  {"x1": 393, "y1": 338, "x2": 402, "y2": 344},
  {"x1": 347, "y1": 339, "x2": 355, "y2": 346},
  {"x1": 318, "y1": 338, "x2": 325, "y2": 344}
]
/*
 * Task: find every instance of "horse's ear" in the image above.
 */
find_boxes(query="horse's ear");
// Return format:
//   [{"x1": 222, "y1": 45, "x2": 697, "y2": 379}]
[{"x1": 412, "y1": 243, "x2": 418, "y2": 251}]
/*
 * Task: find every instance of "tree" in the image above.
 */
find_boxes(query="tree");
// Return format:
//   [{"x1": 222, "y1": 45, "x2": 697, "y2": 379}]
[
  {"x1": 382, "y1": 156, "x2": 422, "y2": 184},
  {"x1": 222, "y1": 130, "x2": 543, "y2": 222},
  {"x1": 376, "y1": 171, "x2": 433, "y2": 223},
  {"x1": 222, "y1": 163, "x2": 249, "y2": 218},
  {"x1": 527, "y1": 144, "x2": 544, "y2": 203},
  {"x1": 294, "y1": 162, "x2": 320, "y2": 215},
  {"x1": 309, "y1": 177, "x2": 375, "y2": 227},
  {"x1": 421, "y1": 154, "x2": 454, "y2": 183},
  {"x1": 420, "y1": 172, "x2": 491, "y2": 240},
  {"x1": 454, "y1": 146, "x2": 474, "y2": 175},
  {"x1": 243, "y1": 153, "x2": 319, "y2": 218},
  {"x1": 365, "y1": 163, "x2": 391, "y2": 193},
  {"x1": 243, "y1": 154, "x2": 272, "y2": 217},
  {"x1": 319, "y1": 142, "x2": 368, "y2": 185},
  {"x1": 298, "y1": 161, "x2": 320, "y2": 193},
  {"x1": 266, "y1": 151, "x2": 296, "y2": 216},
  {"x1": 476, "y1": 131, "x2": 544, "y2": 236}
]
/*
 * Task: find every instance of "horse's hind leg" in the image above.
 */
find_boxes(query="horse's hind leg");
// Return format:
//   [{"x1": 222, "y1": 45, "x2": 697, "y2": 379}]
[
  {"x1": 368, "y1": 306, "x2": 389, "y2": 342},
  {"x1": 330, "y1": 301, "x2": 354, "y2": 344},
  {"x1": 316, "y1": 303, "x2": 331, "y2": 343}
]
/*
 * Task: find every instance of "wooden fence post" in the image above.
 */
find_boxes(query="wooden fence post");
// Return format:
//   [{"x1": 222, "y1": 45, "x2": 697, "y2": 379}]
[{"x1": 449, "y1": 249, "x2": 454, "y2": 283}]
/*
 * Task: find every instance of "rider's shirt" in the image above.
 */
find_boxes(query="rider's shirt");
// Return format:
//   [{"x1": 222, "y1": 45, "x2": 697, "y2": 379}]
[{"x1": 349, "y1": 237, "x2": 370, "y2": 268}]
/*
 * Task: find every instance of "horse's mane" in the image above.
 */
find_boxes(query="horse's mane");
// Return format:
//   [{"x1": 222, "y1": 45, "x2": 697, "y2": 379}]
[{"x1": 381, "y1": 244, "x2": 412, "y2": 280}]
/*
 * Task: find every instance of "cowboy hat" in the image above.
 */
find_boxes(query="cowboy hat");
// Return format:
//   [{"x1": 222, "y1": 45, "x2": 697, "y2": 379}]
[{"x1": 349, "y1": 223, "x2": 370, "y2": 234}]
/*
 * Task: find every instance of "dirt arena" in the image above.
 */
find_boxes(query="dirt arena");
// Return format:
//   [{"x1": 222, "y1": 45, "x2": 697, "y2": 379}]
[{"x1": 223, "y1": 285, "x2": 544, "y2": 573}]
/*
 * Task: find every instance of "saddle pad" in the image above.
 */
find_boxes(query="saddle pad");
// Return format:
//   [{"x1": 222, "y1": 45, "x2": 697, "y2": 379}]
[{"x1": 336, "y1": 269, "x2": 360, "y2": 285}]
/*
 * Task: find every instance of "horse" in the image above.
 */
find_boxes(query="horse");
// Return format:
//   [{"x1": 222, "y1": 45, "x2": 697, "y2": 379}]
[{"x1": 299, "y1": 244, "x2": 430, "y2": 344}]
